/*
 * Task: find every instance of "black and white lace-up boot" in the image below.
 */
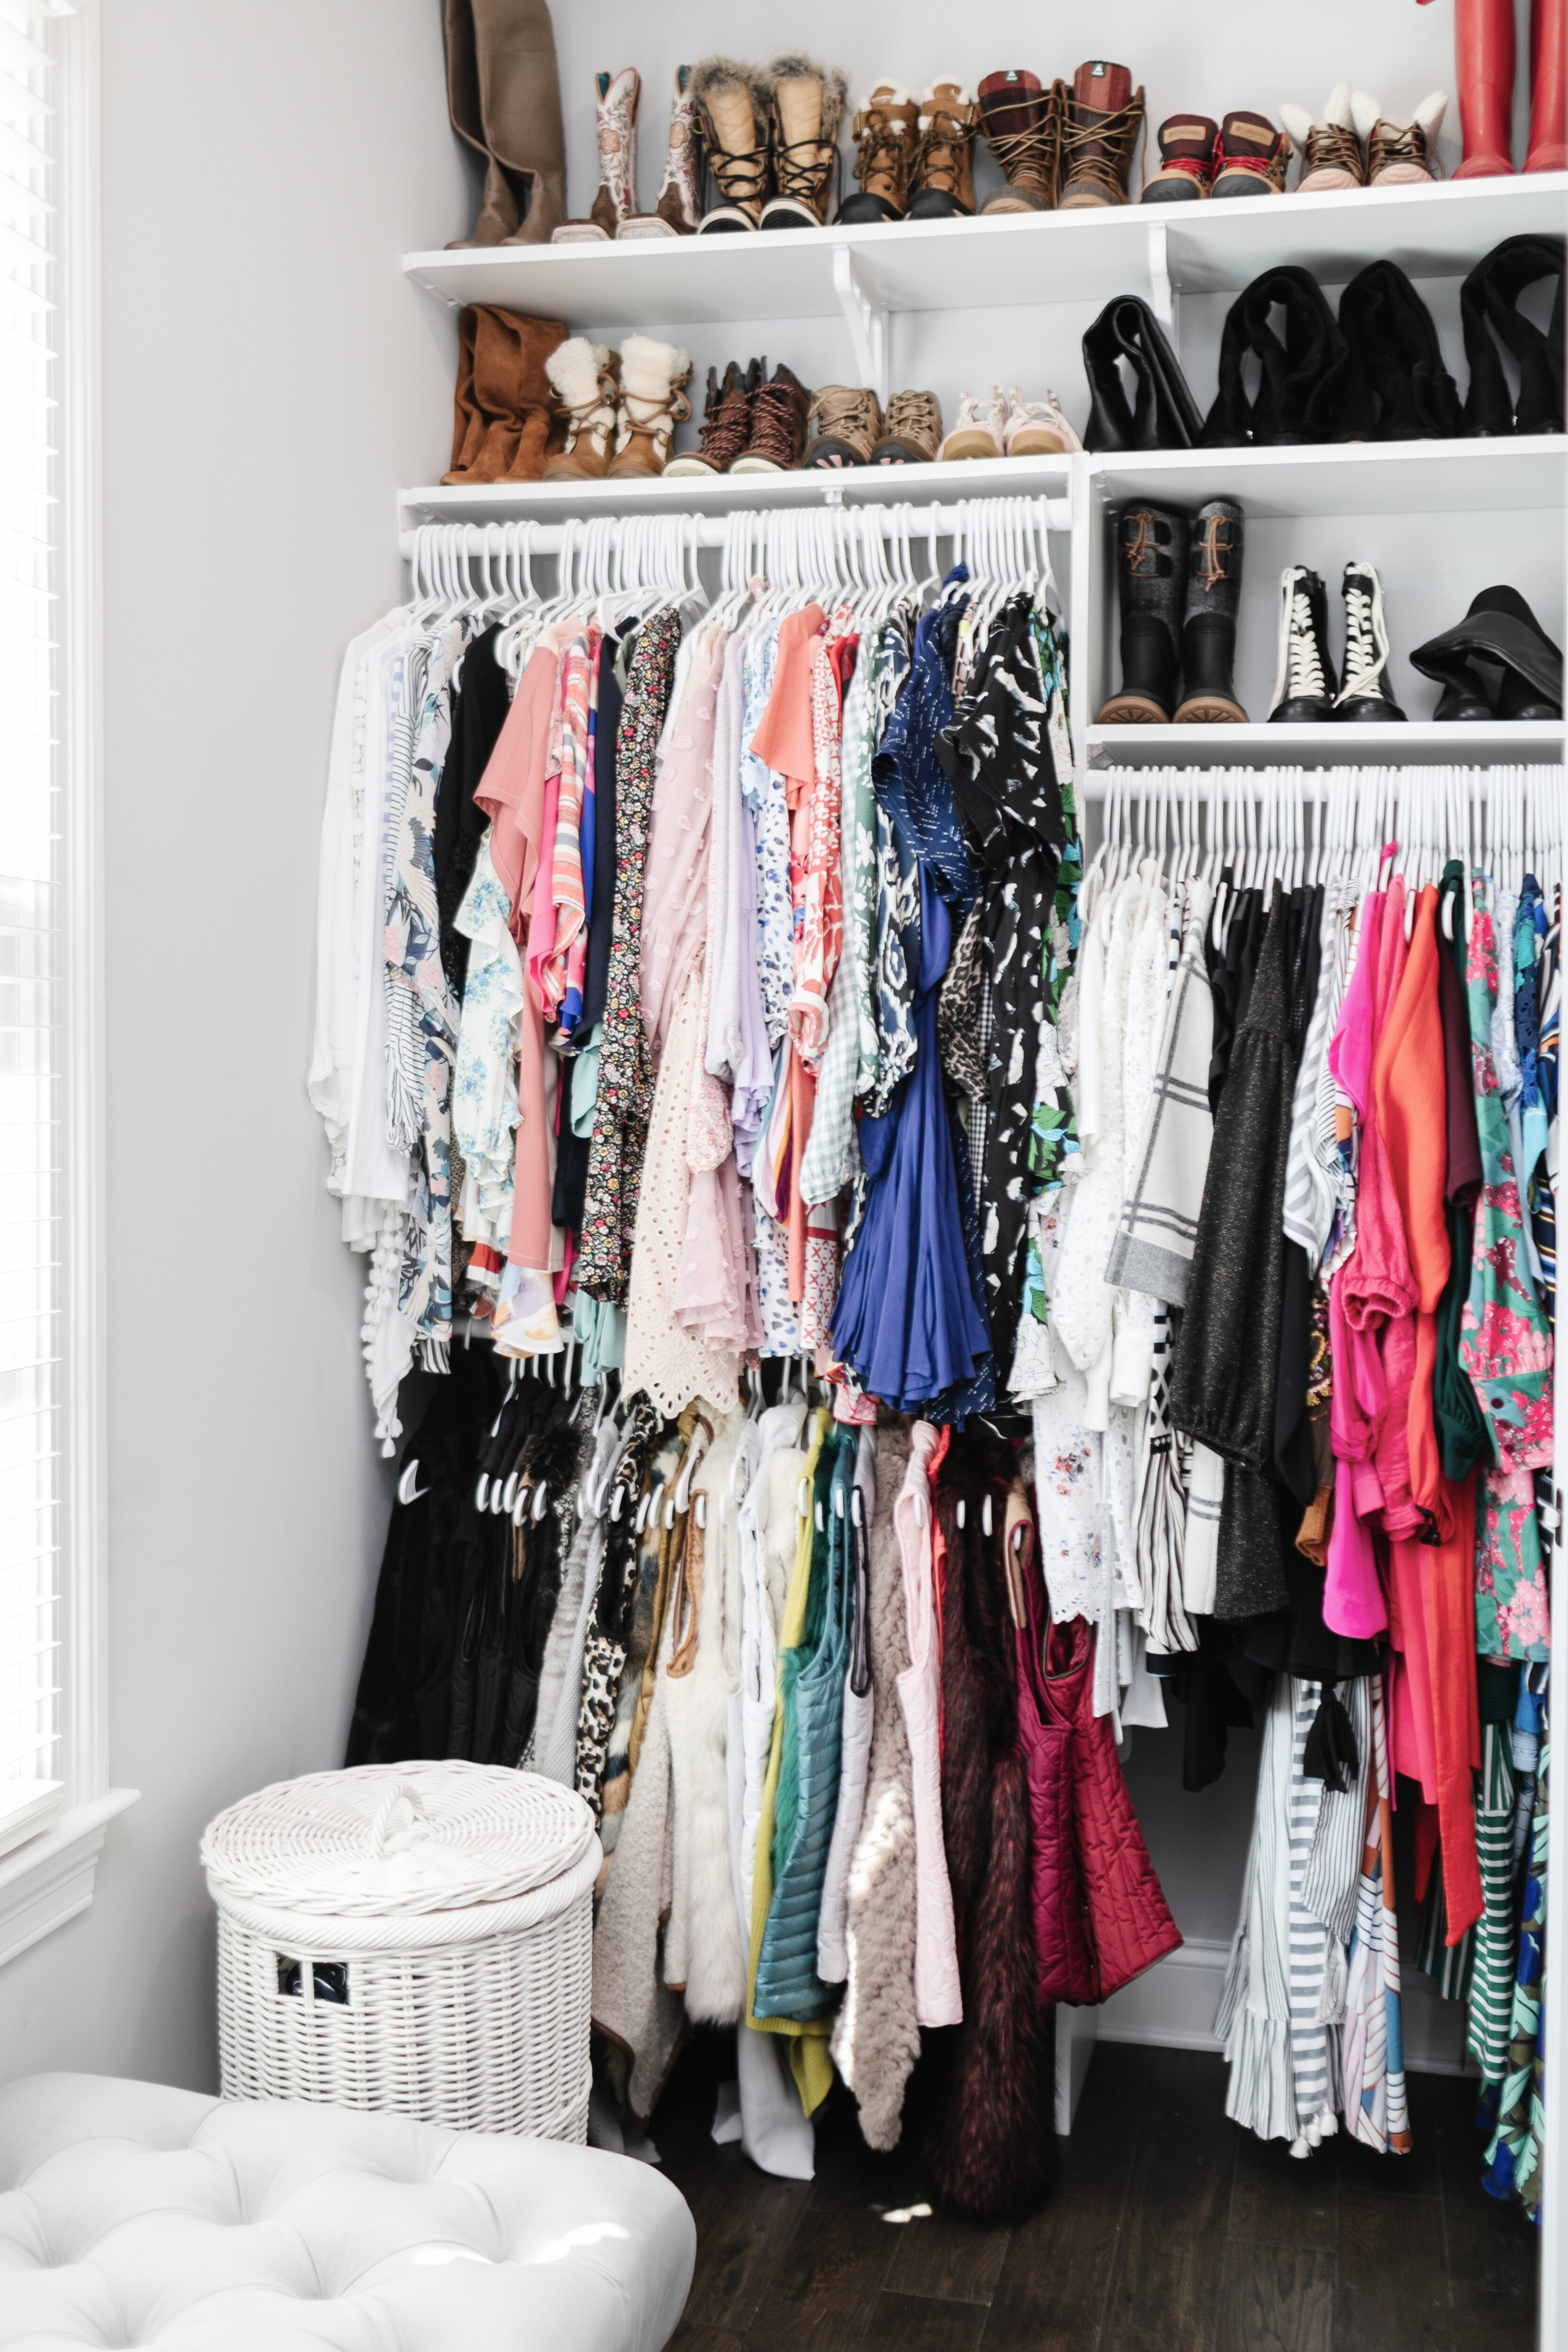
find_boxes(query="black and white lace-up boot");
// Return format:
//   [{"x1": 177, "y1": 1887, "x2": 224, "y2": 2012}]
[
  {"x1": 1269, "y1": 565, "x2": 1337, "y2": 723},
  {"x1": 1335, "y1": 560, "x2": 1406, "y2": 722}
]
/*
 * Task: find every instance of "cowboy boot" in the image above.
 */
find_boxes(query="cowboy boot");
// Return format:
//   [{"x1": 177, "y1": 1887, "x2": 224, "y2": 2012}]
[
  {"x1": 1096, "y1": 506, "x2": 1189, "y2": 723},
  {"x1": 1454, "y1": 0, "x2": 1517, "y2": 175},
  {"x1": 442, "y1": 306, "x2": 567, "y2": 483},
  {"x1": 1528, "y1": 0, "x2": 1568, "y2": 168},
  {"x1": 691, "y1": 56, "x2": 773, "y2": 232},
  {"x1": 606, "y1": 336, "x2": 693, "y2": 477},
  {"x1": 443, "y1": 0, "x2": 568, "y2": 247},
  {"x1": 839, "y1": 83, "x2": 920, "y2": 223},
  {"x1": 761, "y1": 53, "x2": 848, "y2": 228},
  {"x1": 909, "y1": 81, "x2": 979, "y2": 219},
  {"x1": 1175, "y1": 500, "x2": 1247, "y2": 723},
  {"x1": 542, "y1": 339, "x2": 618, "y2": 480},
  {"x1": 978, "y1": 71, "x2": 1060, "y2": 213},
  {"x1": 1058, "y1": 61, "x2": 1146, "y2": 209},
  {"x1": 621, "y1": 66, "x2": 700, "y2": 235},
  {"x1": 553, "y1": 67, "x2": 638, "y2": 242}
]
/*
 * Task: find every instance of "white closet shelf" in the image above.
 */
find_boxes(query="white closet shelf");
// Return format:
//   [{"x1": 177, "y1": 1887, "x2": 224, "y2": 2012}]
[
  {"x1": 1091, "y1": 436, "x2": 1568, "y2": 518},
  {"x1": 1086, "y1": 718, "x2": 1567, "y2": 768},
  {"x1": 406, "y1": 173, "x2": 1568, "y2": 328},
  {"x1": 399, "y1": 452, "x2": 1075, "y2": 530}
]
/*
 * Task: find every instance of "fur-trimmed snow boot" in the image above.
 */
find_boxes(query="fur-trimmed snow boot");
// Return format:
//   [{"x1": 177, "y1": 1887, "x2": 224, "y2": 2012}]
[
  {"x1": 1269, "y1": 566, "x2": 1337, "y2": 721},
  {"x1": 542, "y1": 337, "x2": 618, "y2": 481},
  {"x1": 552, "y1": 67, "x2": 639, "y2": 241},
  {"x1": 607, "y1": 335, "x2": 693, "y2": 477},
  {"x1": 1174, "y1": 500, "x2": 1247, "y2": 723},
  {"x1": 1097, "y1": 505, "x2": 1189, "y2": 724},
  {"x1": 761, "y1": 52, "x2": 847, "y2": 228},
  {"x1": 691, "y1": 56, "x2": 773, "y2": 231},
  {"x1": 839, "y1": 84, "x2": 920, "y2": 222},
  {"x1": 1280, "y1": 87, "x2": 1364, "y2": 190},
  {"x1": 1335, "y1": 562, "x2": 1406, "y2": 721},
  {"x1": 621, "y1": 66, "x2": 700, "y2": 236},
  {"x1": 1352, "y1": 89, "x2": 1447, "y2": 185},
  {"x1": 909, "y1": 80, "x2": 979, "y2": 218}
]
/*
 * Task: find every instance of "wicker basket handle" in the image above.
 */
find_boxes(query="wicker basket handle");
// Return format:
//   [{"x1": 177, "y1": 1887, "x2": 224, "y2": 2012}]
[{"x1": 367, "y1": 1780, "x2": 429, "y2": 1858}]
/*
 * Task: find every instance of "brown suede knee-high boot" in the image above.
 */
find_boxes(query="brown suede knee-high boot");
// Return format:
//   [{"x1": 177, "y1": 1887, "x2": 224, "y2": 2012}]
[{"x1": 444, "y1": 0, "x2": 568, "y2": 247}]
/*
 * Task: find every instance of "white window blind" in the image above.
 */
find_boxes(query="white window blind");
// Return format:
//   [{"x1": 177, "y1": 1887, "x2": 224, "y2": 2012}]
[{"x1": 0, "y1": 0, "x2": 63, "y2": 1817}]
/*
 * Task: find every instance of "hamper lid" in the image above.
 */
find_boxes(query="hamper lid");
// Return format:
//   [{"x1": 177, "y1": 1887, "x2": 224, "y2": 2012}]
[{"x1": 201, "y1": 1761, "x2": 597, "y2": 1918}]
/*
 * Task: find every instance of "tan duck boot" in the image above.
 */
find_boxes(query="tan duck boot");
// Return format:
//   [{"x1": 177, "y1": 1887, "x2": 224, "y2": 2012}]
[
  {"x1": 839, "y1": 84, "x2": 920, "y2": 223},
  {"x1": 553, "y1": 67, "x2": 639, "y2": 242},
  {"x1": 909, "y1": 79, "x2": 979, "y2": 217},
  {"x1": 542, "y1": 340, "x2": 619, "y2": 481},
  {"x1": 691, "y1": 56, "x2": 773, "y2": 231},
  {"x1": 607, "y1": 336, "x2": 694, "y2": 477},
  {"x1": 442, "y1": 0, "x2": 567, "y2": 247},
  {"x1": 760, "y1": 51, "x2": 848, "y2": 228}
]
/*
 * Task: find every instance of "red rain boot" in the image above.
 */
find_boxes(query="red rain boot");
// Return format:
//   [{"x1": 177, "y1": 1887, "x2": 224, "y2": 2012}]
[
  {"x1": 1453, "y1": 0, "x2": 1518, "y2": 176},
  {"x1": 1527, "y1": 0, "x2": 1568, "y2": 170}
]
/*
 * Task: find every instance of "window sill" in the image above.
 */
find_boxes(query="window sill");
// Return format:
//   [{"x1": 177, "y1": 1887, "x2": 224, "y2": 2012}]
[{"x1": 0, "y1": 1788, "x2": 138, "y2": 1969}]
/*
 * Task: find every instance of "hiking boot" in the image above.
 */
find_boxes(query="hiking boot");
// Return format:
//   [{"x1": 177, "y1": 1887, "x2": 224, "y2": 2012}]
[
  {"x1": 803, "y1": 385, "x2": 882, "y2": 468},
  {"x1": 1269, "y1": 566, "x2": 1338, "y2": 721},
  {"x1": 1211, "y1": 111, "x2": 1289, "y2": 196},
  {"x1": 1141, "y1": 113, "x2": 1218, "y2": 200},
  {"x1": 1174, "y1": 500, "x2": 1247, "y2": 723},
  {"x1": 909, "y1": 81, "x2": 979, "y2": 218},
  {"x1": 839, "y1": 83, "x2": 920, "y2": 222},
  {"x1": 542, "y1": 338, "x2": 618, "y2": 481},
  {"x1": 871, "y1": 389, "x2": 943, "y2": 464},
  {"x1": 977, "y1": 70, "x2": 1059, "y2": 213},
  {"x1": 731, "y1": 361, "x2": 811, "y2": 471},
  {"x1": 1003, "y1": 387, "x2": 1083, "y2": 455},
  {"x1": 691, "y1": 56, "x2": 773, "y2": 230},
  {"x1": 1335, "y1": 562, "x2": 1407, "y2": 720},
  {"x1": 663, "y1": 358, "x2": 759, "y2": 475},
  {"x1": 620, "y1": 65, "x2": 700, "y2": 236},
  {"x1": 1058, "y1": 61, "x2": 1146, "y2": 208},
  {"x1": 1353, "y1": 89, "x2": 1448, "y2": 183},
  {"x1": 1280, "y1": 87, "x2": 1364, "y2": 190},
  {"x1": 1097, "y1": 505, "x2": 1189, "y2": 723},
  {"x1": 606, "y1": 335, "x2": 693, "y2": 477},
  {"x1": 939, "y1": 389, "x2": 1007, "y2": 460},
  {"x1": 761, "y1": 52, "x2": 847, "y2": 227},
  {"x1": 552, "y1": 67, "x2": 638, "y2": 243}
]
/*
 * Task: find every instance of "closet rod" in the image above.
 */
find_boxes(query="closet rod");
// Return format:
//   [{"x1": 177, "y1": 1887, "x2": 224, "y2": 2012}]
[
  {"x1": 1080, "y1": 765, "x2": 1565, "y2": 798},
  {"x1": 398, "y1": 496, "x2": 1074, "y2": 564}
]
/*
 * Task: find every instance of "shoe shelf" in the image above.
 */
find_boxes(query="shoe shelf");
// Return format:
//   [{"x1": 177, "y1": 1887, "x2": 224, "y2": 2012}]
[
  {"x1": 1090, "y1": 437, "x2": 1568, "y2": 521},
  {"x1": 406, "y1": 172, "x2": 1568, "y2": 344},
  {"x1": 398, "y1": 452, "x2": 1076, "y2": 535},
  {"x1": 1084, "y1": 719, "x2": 1567, "y2": 770}
]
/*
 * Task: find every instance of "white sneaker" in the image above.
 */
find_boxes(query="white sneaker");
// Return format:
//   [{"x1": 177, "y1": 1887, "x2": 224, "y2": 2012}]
[
  {"x1": 1003, "y1": 386, "x2": 1084, "y2": 456},
  {"x1": 939, "y1": 387, "x2": 1007, "y2": 461}
]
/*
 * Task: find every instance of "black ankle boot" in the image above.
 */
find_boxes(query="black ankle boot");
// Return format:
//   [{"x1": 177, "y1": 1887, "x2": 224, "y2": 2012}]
[
  {"x1": 1411, "y1": 584, "x2": 1564, "y2": 720},
  {"x1": 1097, "y1": 505, "x2": 1189, "y2": 722},
  {"x1": 1335, "y1": 562, "x2": 1406, "y2": 721},
  {"x1": 1269, "y1": 565, "x2": 1337, "y2": 721},
  {"x1": 1175, "y1": 499, "x2": 1247, "y2": 723}
]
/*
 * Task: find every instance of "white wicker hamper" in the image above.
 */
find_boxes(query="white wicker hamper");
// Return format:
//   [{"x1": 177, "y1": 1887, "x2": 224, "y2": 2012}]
[{"x1": 201, "y1": 1761, "x2": 600, "y2": 2140}]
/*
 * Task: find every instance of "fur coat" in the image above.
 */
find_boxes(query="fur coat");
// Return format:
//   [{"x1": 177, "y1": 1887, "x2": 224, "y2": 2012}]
[
  {"x1": 591, "y1": 1625, "x2": 684, "y2": 2125},
  {"x1": 831, "y1": 1423, "x2": 920, "y2": 2150}
]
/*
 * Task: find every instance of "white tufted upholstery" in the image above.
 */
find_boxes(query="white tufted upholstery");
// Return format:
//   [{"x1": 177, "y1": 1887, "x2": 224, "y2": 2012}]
[{"x1": 0, "y1": 2074, "x2": 695, "y2": 2350}]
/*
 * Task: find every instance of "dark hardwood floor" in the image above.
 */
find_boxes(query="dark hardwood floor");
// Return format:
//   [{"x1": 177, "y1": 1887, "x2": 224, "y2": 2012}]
[{"x1": 653, "y1": 2040, "x2": 1539, "y2": 2352}]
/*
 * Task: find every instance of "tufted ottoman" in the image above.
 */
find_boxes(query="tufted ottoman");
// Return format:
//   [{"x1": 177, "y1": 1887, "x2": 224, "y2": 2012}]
[{"x1": 0, "y1": 2074, "x2": 695, "y2": 2350}]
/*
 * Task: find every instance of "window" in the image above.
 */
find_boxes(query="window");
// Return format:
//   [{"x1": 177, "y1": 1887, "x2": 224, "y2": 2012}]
[{"x1": 0, "y1": 0, "x2": 130, "y2": 1958}]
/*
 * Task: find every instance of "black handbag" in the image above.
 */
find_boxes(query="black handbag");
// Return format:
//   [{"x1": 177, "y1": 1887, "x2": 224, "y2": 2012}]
[{"x1": 1082, "y1": 295, "x2": 1205, "y2": 451}]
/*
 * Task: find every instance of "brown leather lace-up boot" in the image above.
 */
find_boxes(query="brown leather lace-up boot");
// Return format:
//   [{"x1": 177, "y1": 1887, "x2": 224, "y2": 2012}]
[
  {"x1": 732, "y1": 362, "x2": 812, "y2": 472},
  {"x1": 909, "y1": 81, "x2": 979, "y2": 218},
  {"x1": 664, "y1": 359, "x2": 761, "y2": 475},
  {"x1": 978, "y1": 71, "x2": 1060, "y2": 212},
  {"x1": 1058, "y1": 60, "x2": 1146, "y2": 209},
  {"x1": 839, "y1": 84, "x2": 920, "y2": 222}
]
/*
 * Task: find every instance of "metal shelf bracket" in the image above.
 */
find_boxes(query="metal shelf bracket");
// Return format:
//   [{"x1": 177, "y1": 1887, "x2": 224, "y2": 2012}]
[{"x1": 832, "y1": 246, "x2": 890, "y2": 406}]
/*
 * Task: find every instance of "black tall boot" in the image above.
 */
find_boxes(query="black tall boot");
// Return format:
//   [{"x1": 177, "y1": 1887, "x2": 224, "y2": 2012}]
[
  {"x1": 1412, "y1": 584, "x2": 1564, "y2": 718},
  {"x1": 1269, "y1": 566, "x2": 1337, "y2": 722},
  {"x1": 1175, "y1": 500, "x2": 1247, "y2": 723},
  {"x1": 1335, "y1": 563, "x2": 1406, "y2": 722},
  {"x1": 1096, "y1": 505, "x2": 1189, "y2": 723}
]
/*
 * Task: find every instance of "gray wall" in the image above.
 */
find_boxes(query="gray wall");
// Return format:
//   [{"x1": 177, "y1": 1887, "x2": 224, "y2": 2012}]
[{"x1": 0, "y1": 0, "x2": 464, "y2": 2091}]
